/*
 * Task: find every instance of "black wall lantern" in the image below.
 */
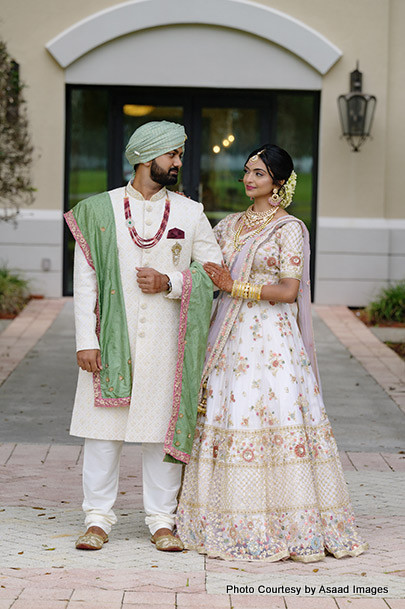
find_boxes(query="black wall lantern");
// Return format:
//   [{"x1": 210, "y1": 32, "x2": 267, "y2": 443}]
[{"x1": 338, "y1": 63, "x2": 377, "y2": 152}]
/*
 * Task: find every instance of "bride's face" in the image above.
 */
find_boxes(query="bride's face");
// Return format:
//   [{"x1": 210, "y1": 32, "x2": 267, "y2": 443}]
[{"x1": 243, "y1": 156, "x2": 276, "y2": 199}]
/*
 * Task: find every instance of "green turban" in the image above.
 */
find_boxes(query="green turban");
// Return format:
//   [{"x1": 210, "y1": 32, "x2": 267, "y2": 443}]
[{"x1": 125, "y1": 120, "x2": 187, "y2": 166}]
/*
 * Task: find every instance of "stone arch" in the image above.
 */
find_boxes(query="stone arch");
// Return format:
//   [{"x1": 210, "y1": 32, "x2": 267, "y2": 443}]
[{"x1": 46, "y1": 0, "x2": 341, "y2": 74}]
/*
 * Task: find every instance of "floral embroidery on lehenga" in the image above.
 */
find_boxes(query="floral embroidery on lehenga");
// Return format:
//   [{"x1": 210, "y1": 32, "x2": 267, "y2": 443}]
[{"x1": 176, "y1": 215, "x2": 367, "y2": 562}]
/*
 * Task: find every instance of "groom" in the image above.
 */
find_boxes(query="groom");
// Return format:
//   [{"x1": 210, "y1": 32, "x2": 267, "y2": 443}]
[{"x1": 65, "y1": 120, "x2": 222, "y2": 551}]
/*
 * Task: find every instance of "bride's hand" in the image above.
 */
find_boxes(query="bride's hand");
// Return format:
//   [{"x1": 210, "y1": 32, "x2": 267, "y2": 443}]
[{"x1": 203, "y1": 261, "x2": 234, "y2": 293}]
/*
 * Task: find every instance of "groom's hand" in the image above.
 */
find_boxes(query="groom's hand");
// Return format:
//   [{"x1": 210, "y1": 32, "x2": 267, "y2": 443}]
[
  {"x1": 77, "y1": 349, "x2": 102, "y2": 372},
  {"x1": 136, "y1": 267, "x2": 169, "y2": 293}
]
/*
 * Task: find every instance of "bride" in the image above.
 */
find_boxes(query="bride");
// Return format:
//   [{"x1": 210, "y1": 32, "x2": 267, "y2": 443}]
[{"x1": 176, "y1": 144, "x2": 368, "y2": 562}]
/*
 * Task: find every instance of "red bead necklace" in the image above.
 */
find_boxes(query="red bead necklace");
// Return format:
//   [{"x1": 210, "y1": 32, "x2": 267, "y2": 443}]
[{"x1": 124, "y1": 195, "x2": 170, "y2": 249}]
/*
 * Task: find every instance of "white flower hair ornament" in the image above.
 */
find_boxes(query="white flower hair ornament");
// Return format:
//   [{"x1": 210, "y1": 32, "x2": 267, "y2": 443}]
[{"x1": 279, "y1": 170, "x2": 297, "y2": 209}]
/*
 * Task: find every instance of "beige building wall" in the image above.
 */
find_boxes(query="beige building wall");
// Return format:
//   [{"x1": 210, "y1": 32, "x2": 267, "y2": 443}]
[
  {"x1": 385, "y1": 0, "x2": 405, "y2": 219},
  {"x1": 0, "y1": 0, "x2": 403, "y2": 302}
]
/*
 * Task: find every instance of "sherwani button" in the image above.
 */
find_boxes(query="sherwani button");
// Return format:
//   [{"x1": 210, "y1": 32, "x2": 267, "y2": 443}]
[
  {"x1": 141, "y1": 303, "x2": 147, "y2": 309},
  {"x1": 110, "y1": 289, "x2": 115, "y2": 295},
  {"x1": 175, "y1": 441, "x2": 180, "y2": 446},
  {"x1": 139, "y1": 331, "x2": 145, "y2": 337},
  {"x1": 146, "y1": 205, "x2": 153, "y2": 212},
  {"x1": 140, "y1": 317, "x2": 146, "y2": 323},
  {"x1": 146, "y1": 219, "x2": 153, "y2": 226}
]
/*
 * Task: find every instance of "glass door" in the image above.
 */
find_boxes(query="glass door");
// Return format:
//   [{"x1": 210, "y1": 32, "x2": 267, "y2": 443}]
[
  {"x1": 64, "y1": 87, "x2": 109, "y2": 295},
  {"x1": 64, "y1": 86, "x2": 319, "y2": 295},
  {"x1": 275, "y1": 93, "x2": 318, "y2": 229},
  {"x1": 199, "y1": 107, "x2": 261, "y2": 222}
]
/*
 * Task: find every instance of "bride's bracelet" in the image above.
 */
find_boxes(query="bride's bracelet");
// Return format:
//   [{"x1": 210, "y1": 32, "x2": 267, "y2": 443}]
[{"x1": 231, "y1": 280, "x2": 262, "y2": 301}]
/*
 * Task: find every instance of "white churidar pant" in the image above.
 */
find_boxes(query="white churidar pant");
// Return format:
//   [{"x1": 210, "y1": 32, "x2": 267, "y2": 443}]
[{"x1": 82, "y1": 438, "x2": 183, "y2": 535}]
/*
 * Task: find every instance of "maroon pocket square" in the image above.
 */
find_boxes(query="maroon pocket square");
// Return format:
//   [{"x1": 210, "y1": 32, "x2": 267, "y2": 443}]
[{"x1": 167, "y1": 228, "x2": 185, "y2": 239}]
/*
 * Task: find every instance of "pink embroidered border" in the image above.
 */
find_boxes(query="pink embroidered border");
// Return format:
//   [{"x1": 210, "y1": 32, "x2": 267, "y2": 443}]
[
  {"x1": 93, "y1": 372, "x2": 131, "y2": 407},
  {"x1": 64, "y1": 211, "x2": 95, "y2": 270},
  {"x1": 93, "y1": 296, "x2": 131, "y2": 407},
  {"x1": 64, "y1": 210, "x2": 131, "y2": 408},
  {"x1": 164, "y1": 269, "x2": 193, "y2": 463}
]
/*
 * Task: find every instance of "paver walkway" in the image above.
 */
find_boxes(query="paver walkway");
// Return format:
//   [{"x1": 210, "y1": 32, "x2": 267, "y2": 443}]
[
  {"x1": 0, "y1": 299, "x2": 66, "y2": 386},
  {"x1": 0, "y1": 299, "x2": 404, "y2": 607},
  {"x1": 316, "y1": 306, "x2": 405, "y2": 415}
]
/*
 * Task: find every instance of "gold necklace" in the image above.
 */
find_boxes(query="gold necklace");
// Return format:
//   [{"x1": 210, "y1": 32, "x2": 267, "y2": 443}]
[
  {"x1": 244, "y1": 204, "x2": 278, "y2": 228},
  {"x1": 233, "y1": 206, "x2": 279, "y2": 250}
]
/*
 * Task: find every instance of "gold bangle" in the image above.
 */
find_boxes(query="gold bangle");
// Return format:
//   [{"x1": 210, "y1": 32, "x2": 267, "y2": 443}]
[
  {"x1": 248, "y1": 284, "x2": 256, "y2": 300},
  {"x1": 247, "y1": 283, "x2": 262, "y2": 301},
  {"x1": 232, "y1": 281, "x2": 262, "y2": 301},
  {"x1": 237, "y1": 281, "x2": 246, "y2": 299},
  {"x1": 254, "y1": 284, "x2": 262, "y2": 300},
  {"x1": 234, "y1": 280, "x2": 244, "y2": 299}
]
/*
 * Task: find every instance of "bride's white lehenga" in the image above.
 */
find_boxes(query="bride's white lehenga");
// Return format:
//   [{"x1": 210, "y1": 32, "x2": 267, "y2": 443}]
[{"x1": 176, "y1": 214, "x2": 368, "y2": 562}]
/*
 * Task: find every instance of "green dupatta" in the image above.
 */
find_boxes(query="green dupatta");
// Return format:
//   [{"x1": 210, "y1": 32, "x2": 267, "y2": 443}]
[
  {"x1": 164, "y1": 262, "x2": 213, "y2": 464},
  {"x1": 64, "y1": 193, "x2": 132, "y2": 406}
]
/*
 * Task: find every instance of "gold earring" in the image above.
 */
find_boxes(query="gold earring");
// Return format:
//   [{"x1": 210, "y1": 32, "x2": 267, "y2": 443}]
[{"x1": 271, "y1": 189, "x2": 280, "y2": 203}]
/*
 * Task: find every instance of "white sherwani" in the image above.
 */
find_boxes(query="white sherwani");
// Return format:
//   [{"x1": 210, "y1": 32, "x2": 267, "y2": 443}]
[{"x1": 71, "y1": 183, "x2": 222, "y2": 442}]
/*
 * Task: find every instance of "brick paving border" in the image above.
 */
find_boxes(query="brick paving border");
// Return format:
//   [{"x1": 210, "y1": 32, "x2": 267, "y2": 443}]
[{"x1": 1, "y1": 440, "x2": 404, "y2": 471}]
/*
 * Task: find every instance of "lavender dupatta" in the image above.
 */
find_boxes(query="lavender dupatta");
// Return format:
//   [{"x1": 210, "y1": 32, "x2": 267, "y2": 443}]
[{"x1": 199, "y1": 216, "x2": 321, "y2": 400}]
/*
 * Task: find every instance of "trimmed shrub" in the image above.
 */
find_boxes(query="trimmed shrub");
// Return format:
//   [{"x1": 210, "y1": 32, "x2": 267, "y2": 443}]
[
  {"x1": 0, "y1": 267, "x2": 29, "y2": 316},
  {"x1": 366, "y1": 281, "x2": 405, "y2": 325}
]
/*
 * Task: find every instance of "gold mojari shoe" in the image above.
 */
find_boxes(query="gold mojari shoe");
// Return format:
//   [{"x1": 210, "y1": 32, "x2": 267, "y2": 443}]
[
  {"x1": 150, "y1": 532, "x2": 184, "y2": 552},
  {"x1": 75, "y1": 530, "x2": 109, "y2": 550}
]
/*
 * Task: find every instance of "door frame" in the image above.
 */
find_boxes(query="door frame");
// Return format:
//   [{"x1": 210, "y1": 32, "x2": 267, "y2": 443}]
[{"x1": 63, "y1": 84, "x2": 320, "y2": 297}]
